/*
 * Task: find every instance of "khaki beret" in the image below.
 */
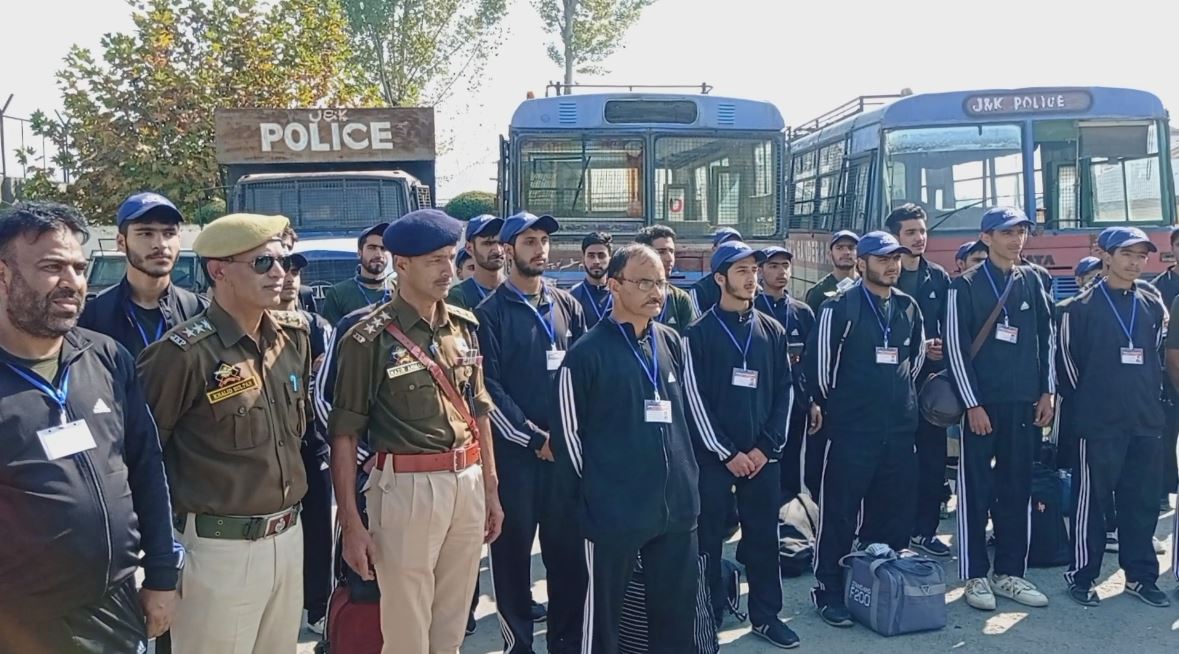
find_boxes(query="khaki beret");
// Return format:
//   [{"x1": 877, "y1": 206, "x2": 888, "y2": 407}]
[{"x1": 194, "y1": 213, "x2": 290, "y2": 258}]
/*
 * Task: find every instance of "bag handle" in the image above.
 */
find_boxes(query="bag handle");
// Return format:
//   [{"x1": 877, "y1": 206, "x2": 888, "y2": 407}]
[
  {"x1": 384, "y1": 323, "x2": 481, "y2": 445},
  {"x1": 967, "y1": 270, "x2": 1016, "y2": 359}
]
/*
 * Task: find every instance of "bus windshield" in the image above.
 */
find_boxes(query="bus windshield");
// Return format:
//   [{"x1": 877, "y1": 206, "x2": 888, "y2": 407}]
[
  {"x1": 883, "y1": 124, "x2": 1025, "y2": 231},
  {"x1": 236, "y1": 177, "x2": 410, "y2": 232},
  {"x1": 517, "y1": 136, "x2": 646, "y2": 220}
]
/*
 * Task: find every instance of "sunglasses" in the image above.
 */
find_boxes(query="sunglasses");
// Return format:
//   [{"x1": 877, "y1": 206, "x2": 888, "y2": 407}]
[{"x1": 220, "y1": 255, "x2": 295, "y2": 275}]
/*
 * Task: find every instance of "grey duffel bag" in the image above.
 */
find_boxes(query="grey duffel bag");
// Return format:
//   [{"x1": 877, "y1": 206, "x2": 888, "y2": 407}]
[{"x1": 841, "y1": 550, "x2": 947, "y2": 636}]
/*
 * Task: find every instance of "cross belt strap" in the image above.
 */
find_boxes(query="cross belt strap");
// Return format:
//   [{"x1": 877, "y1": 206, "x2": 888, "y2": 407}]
[
  {"x1": 968, "y1": 270, "x2": 1016, "y2": 359},
  {"x1": 384, "y1": 322, "x2": 482, "y2": 444}
]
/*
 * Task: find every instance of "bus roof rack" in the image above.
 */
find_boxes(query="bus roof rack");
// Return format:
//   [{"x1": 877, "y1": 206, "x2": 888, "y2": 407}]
[
  {"x1": 790, "y1": 92, "x2": 911, "y2": 139},
  {"x1": 544, "y1": 81, "x2": 713, "y2": 97}
]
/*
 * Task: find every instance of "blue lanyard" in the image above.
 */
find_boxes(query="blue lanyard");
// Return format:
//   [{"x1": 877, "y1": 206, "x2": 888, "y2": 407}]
[
  {"x1": 126, "y1": 305, "x2": 165, "y2": 347},
  {"x1": 860, "y1": 285, "x2": 893, "y2": 347},
  {"x1": 712, "y1": 309, "x2": 754, "y2": 368},
  {"x1": 981, "y1": 263, "x2": 1012, "y2": 324},
  {"x1": 1098, "y1": 281, "x2": 1138, "y2": 347},
  {"x1": 579, "y1": 283, "x2": 612, "y2": 321},
  {"x1": 7, "y1": 363, "x2": 70, "y2": 422},
  {"x1": 758, "y1": 294, "x2": 792, "y2": 334},
  {"x1": 506, "y1": 282, "x2": 557, "y2": 347},
  {"x1": 616, "y1": 322, "x2": 660, "y2": 400}
]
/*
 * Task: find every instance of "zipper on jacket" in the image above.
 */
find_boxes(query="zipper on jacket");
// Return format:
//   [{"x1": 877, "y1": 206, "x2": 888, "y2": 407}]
[{"x1": 660, "y1": 424, "x2": 671, "y2": 530}]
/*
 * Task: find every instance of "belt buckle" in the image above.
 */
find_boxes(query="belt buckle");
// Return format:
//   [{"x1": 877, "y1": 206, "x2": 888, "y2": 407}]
[{"x1": 451, "y1": 448, "x2": 464, "y2": 472}]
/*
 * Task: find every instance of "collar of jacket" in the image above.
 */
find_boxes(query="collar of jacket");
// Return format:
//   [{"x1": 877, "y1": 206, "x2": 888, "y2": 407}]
[{"x1": 0, "y1": 328, "x2": 93, "y2": 373}]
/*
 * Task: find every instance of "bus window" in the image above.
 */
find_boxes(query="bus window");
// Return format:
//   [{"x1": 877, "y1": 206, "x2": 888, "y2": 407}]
[
  {"x1": 883, "y1": 124, "x2": 1024, "y2": 231},
  {"x1": 654, "y1": 136, "x2": 779, "y2": 238},
  {"x1": 1081, "y1": 122, "x2": 1164, "y2": 223},
  {"x1": 518, "y1": 137, "x2": 645, "y2": 219}
]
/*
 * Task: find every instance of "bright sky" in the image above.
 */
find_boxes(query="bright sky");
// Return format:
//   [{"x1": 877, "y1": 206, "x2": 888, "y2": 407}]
[{"x1": 6, "y1": 0, "x2": 1179, "y2": 200}]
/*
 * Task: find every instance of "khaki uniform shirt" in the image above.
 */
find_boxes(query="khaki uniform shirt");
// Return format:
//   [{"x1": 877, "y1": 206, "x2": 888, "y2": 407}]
[
  {"x1": 328, "y1": 295, "x2": 494, "y2": 454},
  {"x1": 136, "y1": 300, "x2": 311, "y2": 516}
]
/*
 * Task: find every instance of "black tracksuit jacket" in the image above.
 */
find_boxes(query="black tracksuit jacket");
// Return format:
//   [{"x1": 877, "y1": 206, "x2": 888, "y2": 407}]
[{"x1": 78, "y1": 278, "x2": 206, "y2": 357}]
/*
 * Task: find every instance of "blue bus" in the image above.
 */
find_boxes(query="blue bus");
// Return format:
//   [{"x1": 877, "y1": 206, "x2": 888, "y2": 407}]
[
  {"x1": 785, "y1": 87, "x2": 1174, "y2": 298},
  {"x1": 499, "y1": 91, "x2": 786, "y2": 279}
]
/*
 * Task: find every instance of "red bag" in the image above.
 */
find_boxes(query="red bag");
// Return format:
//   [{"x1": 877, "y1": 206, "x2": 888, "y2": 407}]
[{"x1": 321, "y1": 581, "x2": 382, "y2": 654}]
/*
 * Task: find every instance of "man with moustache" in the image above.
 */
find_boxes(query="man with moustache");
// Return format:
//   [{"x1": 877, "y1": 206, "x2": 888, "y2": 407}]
[
  {"x1": 805, "y1": 231, "x2": 860, "y2": 314},
  {"x1": 476, "y1": 212, "x2": 587, "y2": 654},
  {"x1": 0, "y1": 202, "x2": 181, "y2": 654},
  {"x1": 79, "y1": 192, "x2": 206, "y2": 356},
  {"x1": 552, "y1": 243, "x2": 712, "y2": 654},
  {"x1": 322, "y1": 222, "x2": 391, "y2": 323},
  {"x1": 805, "y1": 231, "x2": 926, "y2": 628},
  {"x1": 634, "y1": 225, "x2": 698, "y2": 334},
  {"x1": 137, "y1": 213, "x2": 312, "y2": 653},
  {"x1": 683, "y1": 241, "x2": 798, "y2": 648},
  {"x1": 448, "y1": 214, "x2": 506, "y2": 310},
  {"x1": 571, "y1": 231, "x2": 614, "y2": 328}
]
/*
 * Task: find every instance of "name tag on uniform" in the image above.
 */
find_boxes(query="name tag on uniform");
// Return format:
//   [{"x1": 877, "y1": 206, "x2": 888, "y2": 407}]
[
  {"x1": 732, "y1": 368, "x2": 759, "y2": 388},
  {"x1": 1121, "y1": 347, "x2": 1144, "y2": 365},
  {"x1": 996, "y1": 324, "x2": 1019, "y2": 344},
  {"x1": 875, "y1": 347, "x2": 899, "y2": 365},
  {"x1": 38, "y1": 419, "x2": 97, "y2": 460},
  {"x1": 644, "y1": 399, "x2": 672, "y2": 423},
  {"x1": 387, "y1": 362, "x2": 426, "y2": 378},
  {"x1": 546, "y1": 349, "x2": 566, "y2": 371}
]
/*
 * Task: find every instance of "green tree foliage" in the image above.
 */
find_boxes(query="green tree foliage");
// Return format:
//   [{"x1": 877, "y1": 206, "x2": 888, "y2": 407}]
[
  {"x1": 340, "y1": 0, "x2": 508, "y2": 107},
  {"x1": 533, "y1": 0, "x2": 656, "y2": 89},
  {"x1": 444, "y1": 190, "x2": 497, "y2": 221},
  {"x1": 21, "y1": 0, "x2": 380, "y2": 223}
]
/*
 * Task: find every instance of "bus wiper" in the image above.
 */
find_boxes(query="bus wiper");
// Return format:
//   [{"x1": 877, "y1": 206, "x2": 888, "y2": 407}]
[
  {"x1": 929, "y1": 199, "x2": 988, "y2": 232},
  {"x1": 572, "y1": 155, "x2": 592, "y2": 212}
]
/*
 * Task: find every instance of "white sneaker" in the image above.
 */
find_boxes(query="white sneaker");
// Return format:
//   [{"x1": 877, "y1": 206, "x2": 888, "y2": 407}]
[
  {"x1": 990, "y1": 574, "x2": 1049, "y2": 607},
  {"x1": 964, "y1": 577, "x2": 996, "y2": 611}
]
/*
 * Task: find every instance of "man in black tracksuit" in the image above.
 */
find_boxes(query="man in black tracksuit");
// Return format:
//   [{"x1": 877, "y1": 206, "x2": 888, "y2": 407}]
[
  {"x1": 552, "y1": 243, "x2": 709, "y2": 654},
  {"x1": 756, "y1": 246, "x2": 817, "y2": 501},
  {"x1": 476, "y1": 213, "x2": 588, "y2": 654},
  {"x1": 804, "y1": 231, "x2": 925, "y2": 628},
  {"x1": 688, "y1": 228, "x2": 741, "y2": 314},
  {"x1": 885, "y1": 204, "x2": 953, "y2": 557},
  {"x1": 571, "y1": 232, "x2": 614, "y2": 329},
  {"x1": 684, "y1": 241, "x2": 797, "y2": 648},
  {"x1": 1060, "y1": 226, "x2": 1171, "y2": 608},
  {"x1": 1152, "y1": 227, "x2": 1179, "y2": 504},
  {"x1": 946, "y1": 207, "x2": 1055, "y2": 611}
]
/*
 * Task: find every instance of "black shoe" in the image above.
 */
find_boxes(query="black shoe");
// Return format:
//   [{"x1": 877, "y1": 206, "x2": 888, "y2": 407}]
[
  {"x1": 752, "y1": 621, "x2": 801, "y2": 649},
  {"x1": 910, "y1": 535, "x2": 952, "y2": 557},
  {"x1": 816, "y1": 604, "x2": 853, "y2": 628},
  {"x1": 1068, "y1": 584, "x2": 1100, "y2": 607},
  {"x1": 530, "y1": 600, "x2": 548, "y2": 622},
  {"x1": 465, "y1": 612, "x2": 477, "y2": 635},
  {"x1": 1126, "y1": 581, "x2": 1171, "y2": 607}
]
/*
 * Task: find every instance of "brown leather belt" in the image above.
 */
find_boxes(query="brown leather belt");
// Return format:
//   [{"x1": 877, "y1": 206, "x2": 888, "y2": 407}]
[{"x1": 376, "y1": 443, "x2": 481, "y2": 473}]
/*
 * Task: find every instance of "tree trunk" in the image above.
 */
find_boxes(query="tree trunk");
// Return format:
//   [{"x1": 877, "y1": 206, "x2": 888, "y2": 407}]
[{"x1": 562, "y1": 0, "x2": 575, "y2": 93}]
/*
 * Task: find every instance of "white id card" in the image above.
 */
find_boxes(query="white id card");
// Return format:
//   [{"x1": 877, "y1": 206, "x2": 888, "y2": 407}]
[
  {"x1": 644, "y1": 399, "x2": 673, "y2": 423},
  {"x1": 875, "y1": 347, "x2": 899, "y2": 365},
  {"x1": 995, "y1": 324, "x2": 1019, "y2": 344},
  {"x1": 731, "y1": 368, "x2": 759, "y2": 388},
  {"x1": 546, "y1": 349, "x2": 566, "y2": 371},
  {"x1": 1121, "y1": 347, "x2": 1144, "y2": 365},
  {"x1": 37, "y1": 419, "x2": 97, "y2": 461}
]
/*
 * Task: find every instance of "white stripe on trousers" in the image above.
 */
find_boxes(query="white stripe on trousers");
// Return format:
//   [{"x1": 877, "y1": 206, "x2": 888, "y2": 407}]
[
  {"x1": 486, "y1": 550, "x2": 517, "y2": 652},
  {"x1": 1066, "y1": 439, "x2": 1092, "y2": 586},
  {"x1": 956, "y1": 417, "x2": 971, "y2": 580},
  {"x1": 582, "y1": 540, "x2": 594, "y2": 654},
  {"x1": 811, "y1": 439, "x2": 834, "y2": 588}
]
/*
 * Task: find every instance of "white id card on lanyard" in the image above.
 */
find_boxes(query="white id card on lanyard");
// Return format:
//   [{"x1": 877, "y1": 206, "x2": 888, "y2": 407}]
[
  {"x1": 37, "y1": 419, "x2": 97, "y2": 460},
  {"x1": 731, "y1": 368, "x2": 759, "y2": 388},
  {"x1": 1121, "y1": 347, "x2": 1144, "y2": 365},
  {"x1": 644, "y1": 399, "x2": 673, "y2": 423},
  {"x1": 995, "y1": 323, "x2": 1019, "y2": 343},
  {"x1": 546, "y1": 349, "x2": 566, "y2": 371},
  {"x1": 875, "y1": 347, "x2": 899, "y2": 365}
]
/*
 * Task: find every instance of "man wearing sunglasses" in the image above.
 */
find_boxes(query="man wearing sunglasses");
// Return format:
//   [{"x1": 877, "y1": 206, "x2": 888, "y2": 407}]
[
  {"x1": 322, "y1": 222, "x2": 392, "y2": 324},
  {"x1": 137, "y1": 213, "x2": 312, "y2": 654}
]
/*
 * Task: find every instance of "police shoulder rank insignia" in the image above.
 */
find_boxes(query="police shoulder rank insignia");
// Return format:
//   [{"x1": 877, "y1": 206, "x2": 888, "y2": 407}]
[
  {"x1": 171, "y1": 317, "x2": 216, "y2": 350},
  {"x1": 269, "y1": 310, "x2": 308, "y2": 331},
  {"x1": 352, "y1": 309, "x2": 394, "y2": 345},
  {"x1": 446, "y1": 304, "x2": 479, "y2": 326},
  {"x1": 206, "y1": 362, "x2": 259, "y2": 404},
  {"x1": 385, "y1": 347, "x2": 426, "y2": 379}
]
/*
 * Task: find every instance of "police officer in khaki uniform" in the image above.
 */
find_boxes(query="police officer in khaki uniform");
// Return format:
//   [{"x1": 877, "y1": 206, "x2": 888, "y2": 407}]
[
  {"x1": 329, "y1": 208, "x2": 504, "y2": 654},
  {"x1": 137, "y1": 212, "x2": 312, "y2": 654}
]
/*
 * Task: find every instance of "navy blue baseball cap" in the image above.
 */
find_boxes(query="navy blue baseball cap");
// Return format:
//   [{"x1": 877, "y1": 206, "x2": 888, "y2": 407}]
[
  {"x1": 760, "y1": 246, "x2": 793, "y2": 262},
  {"x1": 1074, "y1": 256, "x2": 1102, "y2": 277},
  {"x1": 465, "y1": 214, "x2": 504, "y2": 241},
  {"x1": 1096, "y1": 226, "x2": 1120, "y2": 252},
  {"x1": 980, "y1": 206, "x2": 1034, "y2": 233},
  {"x1": 383, "y1": 209, "x2": 463, "y2": 257},
  {"x1": 499, "y1": 211, "x2": 559, "y2": 245},
  {"x1": 712, "y1": 227, "x2": 742, "y2": 247},
  {"x1": 1101, "y1": 226, "x2": 1157, "y2": 253},
  {"x1": 116, "y1": 192, "x2": 183, "y2": 226},
  {"x1": 455, "y1": 249, "x2": 472, "y2": 267},
  {"x1": 830, "y1": 230, "x2": 860, "y2": 247},
  {"x1": 358, "y1": 222, "x2": 390, "y2": 249},
  {"x1": 710, "y1": 241, "x2": 766, "y2": 273},
  {"x1": 955, "y1": 240, "x2": 987, "y2": 262},
  {"x1": 287, "y1": 252, "x2": 308, "y2": 270},
  {"x1": 856, "y1": 231, "x2": 911, "y2": 258}
]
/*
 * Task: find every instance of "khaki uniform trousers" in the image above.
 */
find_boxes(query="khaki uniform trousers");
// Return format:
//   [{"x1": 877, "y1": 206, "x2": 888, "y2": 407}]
[
  {"x1": 171, "y1": 513, "x2": 304, "y2": 654},
  {"x1": 367, "y1": 461, "x2": 486, "y2": 654}
]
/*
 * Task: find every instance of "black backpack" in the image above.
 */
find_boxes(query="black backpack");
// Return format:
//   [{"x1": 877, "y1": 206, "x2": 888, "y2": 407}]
[
  {"x1": 1027, "y1": 461, "x2": 1070, "y2": 567},
  {"x1": 778, "y1": 492, "x2": 820, "y2": 578}
]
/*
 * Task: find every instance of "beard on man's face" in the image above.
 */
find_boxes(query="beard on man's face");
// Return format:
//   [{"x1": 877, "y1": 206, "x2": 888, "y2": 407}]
[
  {"x1": 7, "y1": 267, "x2": 83, "y2": 338},
  {"x1": 513, "y1": 253, "x2": 545, "y2": 277},
  {"x1": 127, "y1": 246, "x2": 175, "y2": 279}
]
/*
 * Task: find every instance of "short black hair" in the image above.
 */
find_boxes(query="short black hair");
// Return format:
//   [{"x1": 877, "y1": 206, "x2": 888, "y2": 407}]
[
  {"x1": 581, "y1": 231, "x2": 613, "y2": 253},
  {"x1": 634, "y1": 224, "x2": 677, "y2": 246},
  {"x1": 282, "y1": 225, "x2": 300, "y2": 247},
  {"x1": 607, "y1": 243, "x2": 659, "y2": 280},
  {"x1": 0, "y1": 201, "x2": 90, "y2": 256},
  {"x1": 885, "y1": 203, "x2": 927, "y2": 235},
  {"x1": 1169, "y1": 227, "x2": 1179, "y2": 246}
]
